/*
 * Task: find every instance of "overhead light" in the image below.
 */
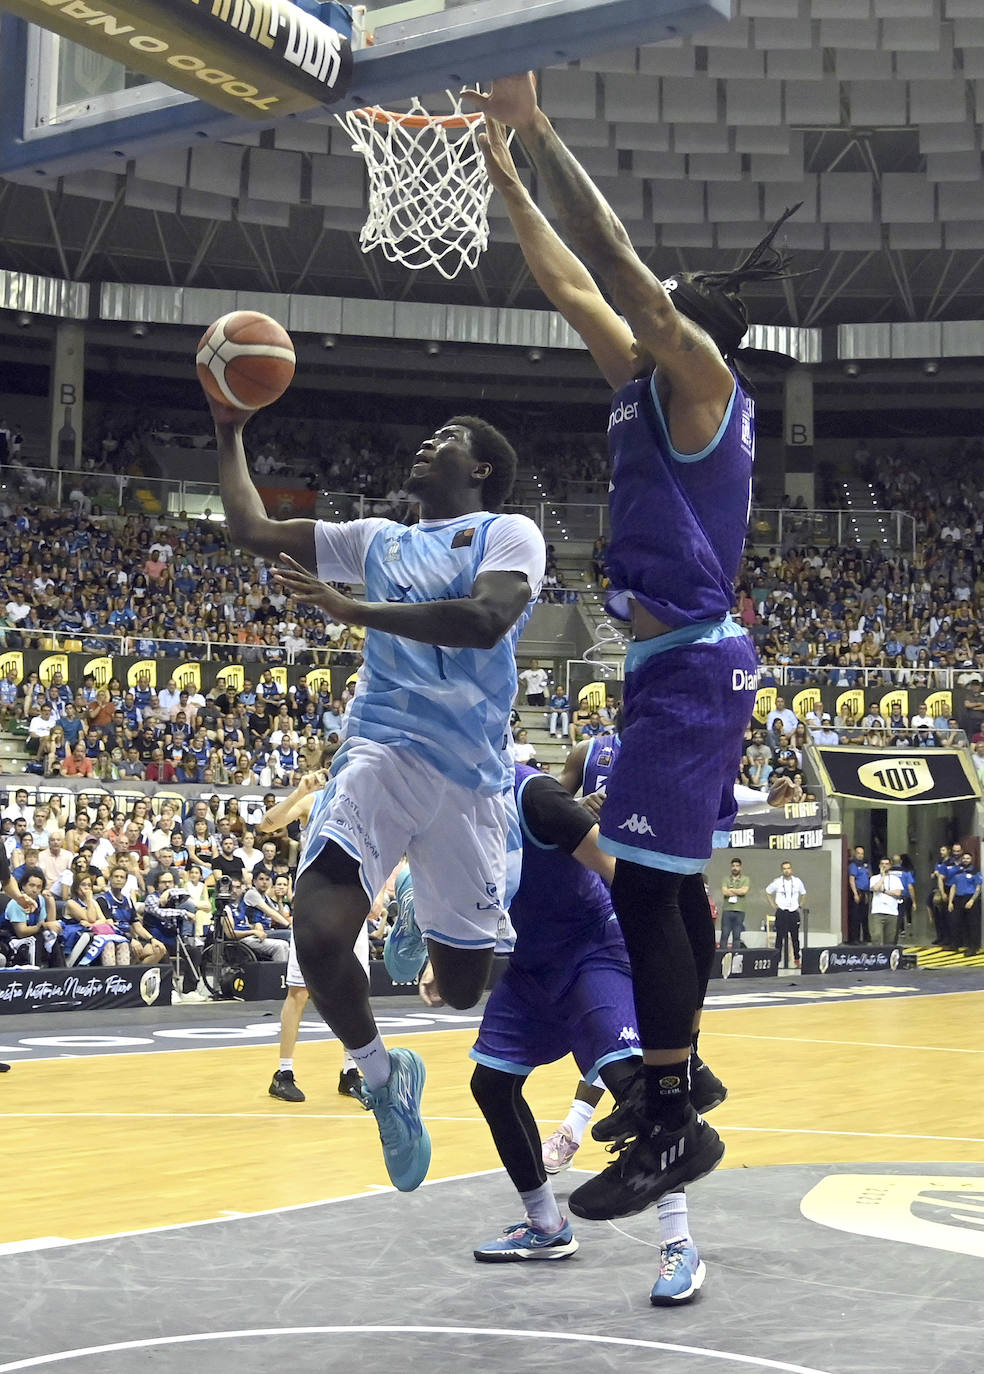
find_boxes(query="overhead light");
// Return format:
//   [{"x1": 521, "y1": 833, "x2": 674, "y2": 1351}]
[
  {"x1": 321, "y1": 334, "x2": 337, "y2": 349},
  {"x1": 425, "y1": 341, "x2": 441, "y2": 356},
  {"x1": 131, "y1": 323, "x2": 149, "y2": 338},
  {"x1": 922, "y1": 359, "x2": 940, "y2": 375},
  {"x1": 842, "y1": 361, "x2": 861, "y2": 378},
  {"x1": 528, "y1": 348, "x2": 543, "y2": 363},
  {"x1": 15, "y1": 312, "x2": 31, "y2": 328}
]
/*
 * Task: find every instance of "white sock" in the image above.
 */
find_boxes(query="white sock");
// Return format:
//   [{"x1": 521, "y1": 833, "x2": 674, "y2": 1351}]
[
  {"x1": 279, "y1": 1058, "x2": 293, "y2": 1073},
  {"x1": 348, "y1": 1034, "x2": 391, "y2": 1089},
  {"x1": 519, "y1": 1182, "x2": 563, "y2": 1234},
  {"x1": 563, "y1": 1096, "x2": 597, "y2": 1146},
  {"x1": 657, "y1": 1191, "x2": 691, "y2": 1247},
  {"x1": 342, "y1": 1049, "x2": 357, "y2": 1073}
]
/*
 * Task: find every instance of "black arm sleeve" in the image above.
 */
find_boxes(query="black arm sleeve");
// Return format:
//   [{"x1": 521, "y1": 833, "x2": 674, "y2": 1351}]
[{"x1": 519, "y1": 774, "x2": 597, "y2": 855}]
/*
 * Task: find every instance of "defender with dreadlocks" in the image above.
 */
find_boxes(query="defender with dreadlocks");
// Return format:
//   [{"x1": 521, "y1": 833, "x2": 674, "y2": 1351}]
[{"x1": 466, "y1": 74, "x2": 798, "y2": 1220}]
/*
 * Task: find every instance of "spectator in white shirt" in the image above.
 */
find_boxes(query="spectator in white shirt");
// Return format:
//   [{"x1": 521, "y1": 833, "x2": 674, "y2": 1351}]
[
  {"x1": 869, "y1": 858, "x2": 905, "y2": 945},
  {"x1": 158, "y1": 679, "x2": 182, "y2": 716},
  {"x1": 811, "y1": 714, "x2": 840, "y2": 746},
  {"x1": 2, "y1": 788, "x2": 34, "y2": 827},
  {"x1": 27, "y1": 703, "x2": 57, "y2": 754},
  {"x1": 513, "y1": 729, "x2": 537, "y2": 765},
  {"x1": 518, "y1": 660, "x2": 549, "y2": 707},
  {"x1": 766, "y1": 696, "x2": 798, "y2": 741},
  {"x1": 765, "y1": 861, "x2": 806, "y2": 967}
]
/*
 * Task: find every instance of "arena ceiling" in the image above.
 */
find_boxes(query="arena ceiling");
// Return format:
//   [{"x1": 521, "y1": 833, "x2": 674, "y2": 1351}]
[{"x1": 1, "y1": 0, "x2": 984, "y2": 332}]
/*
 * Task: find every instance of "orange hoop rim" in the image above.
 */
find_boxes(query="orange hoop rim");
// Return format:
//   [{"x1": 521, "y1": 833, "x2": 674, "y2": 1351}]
[{"x1": 348, "y1": 104, "x2": 484, "y2": 129}]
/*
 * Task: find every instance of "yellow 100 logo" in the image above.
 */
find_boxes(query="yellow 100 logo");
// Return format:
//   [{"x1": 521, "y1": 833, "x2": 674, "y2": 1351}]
[{"x1": 857, "y1": 756, "x2": 934, "y2": 799}]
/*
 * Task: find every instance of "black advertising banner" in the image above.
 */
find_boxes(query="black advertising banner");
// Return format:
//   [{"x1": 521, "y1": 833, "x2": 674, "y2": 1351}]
[
  {"x1": 4, "y1": 0, "x2": 353, "y2": 117},
  {"x1": 0, "y1": 964, "x2": 172, "y2": 1014},
  {"x1": 752, "y1": 685, "x2": 954, "y2": 728},
  {"x1": 725, "y1": 798, "x2": 825, "y2": 851},
  {"x1": 801, "y1": 946, "x2": 902, "y2": 976},
  {"x1": 812, "y1": 748, "x2": 981, "y2": 805},
  {"x1": 0, "y1": 648, "x2": 354, "y2": 700},
  {"x1": 713, "y1": 948, "x2": 780, "y2": 979}
]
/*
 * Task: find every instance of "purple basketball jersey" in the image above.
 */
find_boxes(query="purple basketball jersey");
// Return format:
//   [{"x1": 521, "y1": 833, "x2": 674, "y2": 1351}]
[{"x1": 605, "y1": 372, "x2": 754, "y2": 628}]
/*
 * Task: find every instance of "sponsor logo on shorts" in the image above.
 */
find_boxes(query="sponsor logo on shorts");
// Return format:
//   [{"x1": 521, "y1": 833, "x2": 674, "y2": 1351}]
[
  {"x1": 476, "y1": 879, "x2": 499, "y2": 911},
  {"x1": 618, "y1": 813, "x2": 657, "y2": 837},
  {"x1": 618, "y1": 1026, "x2": 639, "y2": 1043},
  {"x1": 732, "y1": 668, "x2": 759, "y2": 691}
]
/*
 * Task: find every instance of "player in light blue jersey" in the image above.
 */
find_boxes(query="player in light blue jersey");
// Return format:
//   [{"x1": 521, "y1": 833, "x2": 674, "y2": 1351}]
[{"x1": 209, "y1": 397, "x2": 544, "y2": 1194}]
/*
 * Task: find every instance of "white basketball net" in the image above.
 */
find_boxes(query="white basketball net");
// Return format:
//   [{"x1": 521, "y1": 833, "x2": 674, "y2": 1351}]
[{"x1": 336, "y1": 92, "x2": 507, "y2": 280}]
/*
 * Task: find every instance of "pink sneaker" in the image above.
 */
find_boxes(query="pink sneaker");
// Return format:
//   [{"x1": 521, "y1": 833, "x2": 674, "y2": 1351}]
[{"x1": 542, "y1": 1124, "x2": 579, "y2": 1174}]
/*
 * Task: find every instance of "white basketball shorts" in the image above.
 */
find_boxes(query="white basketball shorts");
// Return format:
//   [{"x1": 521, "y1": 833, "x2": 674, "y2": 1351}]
[{"x1": 298, "y1": 737, "x2": 512, "y2": 950}]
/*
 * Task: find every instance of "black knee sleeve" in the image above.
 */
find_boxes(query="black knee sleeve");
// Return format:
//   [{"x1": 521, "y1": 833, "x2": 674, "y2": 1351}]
[
  {"x1": 610, "y1": 860, "x2": 697, "y2": 1051},
  {"x1": 470, "y1": 1063, "x2": 544, "y2": 1193},
  {"x1": 679, "y1": 873, "x2": 716, "y2": 1006}
]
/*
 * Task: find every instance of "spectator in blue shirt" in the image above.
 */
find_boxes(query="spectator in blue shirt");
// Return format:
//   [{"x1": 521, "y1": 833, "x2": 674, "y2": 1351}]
[
  {"x1": 548, "y1": 690, "x2": 570, "y2": 739},
  {"x1": 947, "y1": 853, "x2": 982, "y2": 955},
  {"x1": 847, "y1": 845, "x2": 871, "y2": 944}
]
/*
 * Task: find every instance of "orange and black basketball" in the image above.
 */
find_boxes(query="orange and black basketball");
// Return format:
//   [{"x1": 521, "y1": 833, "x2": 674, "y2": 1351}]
[{"x1": 196, "y1": 310, "x2": 295, "y2": 411}]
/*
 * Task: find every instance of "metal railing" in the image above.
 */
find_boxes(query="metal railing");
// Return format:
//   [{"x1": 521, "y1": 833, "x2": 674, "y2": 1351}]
[
  {"x1": 748, "y1": 507, "x2": 917, "y2": 555},
  {"x1": 760, "y1": 665, "x2": 979, "y2": 690},
  {"x1": 0, "y1": 465, "x2": 919, "y2": 553},
  {"x1": 805, "y1": 724, "x2": 970, "y2": 748}
]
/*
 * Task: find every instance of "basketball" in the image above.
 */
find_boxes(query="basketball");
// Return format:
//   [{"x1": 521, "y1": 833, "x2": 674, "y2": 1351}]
[{"x1": 196, "y1": 310, "x2": 295, "y2": 411}]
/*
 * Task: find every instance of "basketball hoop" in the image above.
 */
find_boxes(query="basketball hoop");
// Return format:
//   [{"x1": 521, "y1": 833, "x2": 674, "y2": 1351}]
[{"x1": 336, "y1": 91, "x2": 510, "y2": 280}]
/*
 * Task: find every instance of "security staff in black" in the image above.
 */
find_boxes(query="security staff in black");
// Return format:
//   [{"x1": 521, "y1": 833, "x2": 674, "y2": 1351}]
[
  {"x1": 947, "y1": 853, "x2": 983, "y2": 955},
  {"x1": 847, "y1": 845, "x2": 871, "y2": 944}
]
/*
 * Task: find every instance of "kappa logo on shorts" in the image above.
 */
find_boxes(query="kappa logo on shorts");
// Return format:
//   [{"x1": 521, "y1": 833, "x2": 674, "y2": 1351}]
[
  {"x1": 618, "y1": 813, "x2": 657, "y2": 837},
  {"x1": 618, "y1": 1026, "x2": 639, "y2": 1043}
]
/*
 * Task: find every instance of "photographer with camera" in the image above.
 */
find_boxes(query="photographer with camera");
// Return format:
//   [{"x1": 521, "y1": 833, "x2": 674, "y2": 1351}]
[{"x1": 142, "y1": 871, "x2": 197, "y2": 955}]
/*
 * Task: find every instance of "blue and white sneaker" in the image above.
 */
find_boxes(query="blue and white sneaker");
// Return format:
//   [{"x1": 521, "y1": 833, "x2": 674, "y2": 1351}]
[
  {"x1": 361, "y1": 1047, "x2": 431, "y2": 1192},
  {"x1": 474, "y1": 1217, "x2": 579, "y2": 1263},
  {"x1": 650, "y1": 1239, "x2": 706, "y2": 1305},
  {"x1": 383, "y1": 873, "x2": 428, "y2": 983}
]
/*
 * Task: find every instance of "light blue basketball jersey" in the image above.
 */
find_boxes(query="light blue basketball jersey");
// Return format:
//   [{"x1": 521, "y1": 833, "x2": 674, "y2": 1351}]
[{"x1": 345, "y1": 514, "x2": 536, "y2": 795}]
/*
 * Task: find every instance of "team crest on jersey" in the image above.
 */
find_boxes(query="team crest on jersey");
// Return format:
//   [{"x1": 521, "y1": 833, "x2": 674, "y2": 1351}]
[
  {"x1": 598, "y1": 747, "x2": 614, "y2": 769},
  {"x1": 452, "y1": 528, "x2": 476, "y2": 548},
  {"x1": 385, "y1": 537, "x2": 402, "y2": 563}
]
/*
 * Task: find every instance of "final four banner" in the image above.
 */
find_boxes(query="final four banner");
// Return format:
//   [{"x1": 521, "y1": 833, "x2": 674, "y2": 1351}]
[
  {"x1": 812, "y1": 748, "x2": 982, "y2": 805},
  {"x1": 725, "y1": 797, "x2": 825, "y2": 851}
]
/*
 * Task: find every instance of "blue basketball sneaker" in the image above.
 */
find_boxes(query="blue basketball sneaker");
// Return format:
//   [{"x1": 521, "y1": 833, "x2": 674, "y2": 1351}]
[
  {"x1": 474, "y1": 1217, "x2": 579, "y2": 1263},
  {"x1": 384, "y1": 872, "x2": 428, "y2": 984},
  {"x1": 361, "y1": 1047, "x2": 431, "y2": 1192},
  {"x1": 650, "y1": 1239, "x2": 706, "y2": 1305}
]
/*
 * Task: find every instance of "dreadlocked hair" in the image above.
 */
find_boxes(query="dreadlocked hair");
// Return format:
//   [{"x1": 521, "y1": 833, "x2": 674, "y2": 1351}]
[{"x1": 665, "y1": 204, "x2": 803, "y2": 366}]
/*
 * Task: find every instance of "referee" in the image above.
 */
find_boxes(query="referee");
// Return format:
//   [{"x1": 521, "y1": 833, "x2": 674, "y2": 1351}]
[{"x1": 765, "y1": 861, "x2": 806, "y2": 969}]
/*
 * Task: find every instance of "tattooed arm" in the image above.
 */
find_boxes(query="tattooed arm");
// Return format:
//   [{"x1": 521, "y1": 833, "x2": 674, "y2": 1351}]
[
  {"x1": 479, "y1": 117, "x2": 636, "y2": 388},
  {"x1": 467, "y1": 75, "x2": 734, "y2": 413}
]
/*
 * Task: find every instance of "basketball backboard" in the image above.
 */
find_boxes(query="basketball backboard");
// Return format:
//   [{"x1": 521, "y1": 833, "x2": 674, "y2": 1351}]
[{"x1": 0, "y1": 0, "x2": 731, "y2": 179}]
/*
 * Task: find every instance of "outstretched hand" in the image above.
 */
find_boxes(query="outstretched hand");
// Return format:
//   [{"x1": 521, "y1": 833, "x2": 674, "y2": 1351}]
[
  {"x1": 461, "y1": 72, "x2": 539, "y2": 130},
  {"x1": 477, "y1": 117, "x2": 523, "y2": 195},
  {"x1": 274, "y1": 553, "x2": 363, "y2": 624}
]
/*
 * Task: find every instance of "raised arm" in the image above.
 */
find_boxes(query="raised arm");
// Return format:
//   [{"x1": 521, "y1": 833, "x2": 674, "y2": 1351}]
[
  {"x1": 478, "y1": 118, "x2": 635, "y2": 389},
  {"x1": 204, "y1": 394, "x2": 317, "y2": 569},
  {"x1": 256, "y1": 771, "x2": 325, "y2": 833},
  {"x1": 467, "y1": 76, "x2": 733, "y2": 406}
]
